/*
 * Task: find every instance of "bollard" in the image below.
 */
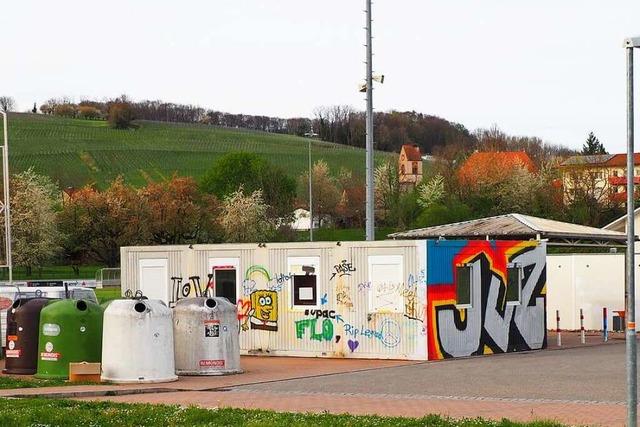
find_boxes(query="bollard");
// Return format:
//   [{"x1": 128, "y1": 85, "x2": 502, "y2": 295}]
[
  {"x1": 603, "y1": 307, "x2": 608, "y2": 342},
  {"x1": 580, "y1": 308, "x2": 585, "y2": 344},
  {"x1": 556, "y1": 309, "x2": 561, "y2": 346}
]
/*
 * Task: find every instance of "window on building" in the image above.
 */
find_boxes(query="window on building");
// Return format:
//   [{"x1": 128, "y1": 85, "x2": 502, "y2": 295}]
[
  {"x1": 455, "y1": 265, "x2": 472, "y2": 308},
  {"x1": 506, "y1": 264, "x2": 522, "y2": 305},
  {"x1": 214, "y1": 267, "x2": 236, "y2": 303},
  {"x1": 292, "y1": 274, "x2": 317, "y2": 306},
  {"x1": 412, "y1": 162, "x2": 418, "y2": 175},
  {"x1": 289, "y1": 257, "x2": 320, "y2": 308}
]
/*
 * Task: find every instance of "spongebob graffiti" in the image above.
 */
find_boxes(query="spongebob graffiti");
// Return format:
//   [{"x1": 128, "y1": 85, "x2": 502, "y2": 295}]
[{"x1": 247, "y1": 290, "x2": 278, "y2": 331}]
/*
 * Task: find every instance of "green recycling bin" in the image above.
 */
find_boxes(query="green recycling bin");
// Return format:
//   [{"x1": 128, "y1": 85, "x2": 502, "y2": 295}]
[{"x1": 35, "y1": 299, "x2": 104, "y2": 380}]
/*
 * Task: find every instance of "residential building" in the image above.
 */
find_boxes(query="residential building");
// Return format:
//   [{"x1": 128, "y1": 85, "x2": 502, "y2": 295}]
[{"x1": 558, "y1": 153, "x2": 640, "y2": 205}]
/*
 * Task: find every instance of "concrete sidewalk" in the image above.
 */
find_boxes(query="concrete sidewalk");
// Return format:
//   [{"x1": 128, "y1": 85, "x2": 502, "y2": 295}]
[{"x1": 0, "y1": 330, "x2": 633, "y2": 426}]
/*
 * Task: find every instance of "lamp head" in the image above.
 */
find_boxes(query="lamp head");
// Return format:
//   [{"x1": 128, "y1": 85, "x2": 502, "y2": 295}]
[{"x1": 624, "y1": 37, "x2": 640, "y2": 48}]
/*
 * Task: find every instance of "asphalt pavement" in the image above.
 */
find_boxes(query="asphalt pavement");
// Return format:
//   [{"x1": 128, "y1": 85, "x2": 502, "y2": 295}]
[{"x1": 0, "y1": 330, "x2": 636, "y2": 426}]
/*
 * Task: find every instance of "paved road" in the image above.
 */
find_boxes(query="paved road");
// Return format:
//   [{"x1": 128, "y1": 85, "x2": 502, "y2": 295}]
[
  {"x1": 0, "y1": 331, "x2": 636, "y2": 426},
  {"x1": 234, "y1": 343, "x2": 631, "y2": 403}
]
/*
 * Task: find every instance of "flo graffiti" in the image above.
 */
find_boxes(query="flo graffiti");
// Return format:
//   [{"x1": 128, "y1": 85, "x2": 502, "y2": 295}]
[
  {"x1": 295, "y1": 318, "x2": 334, "y2": 341},
  {"x1": 295, "y1": 309, "x2": 344, "y2": 342},
  {"x1": 427, "y1": 241, "x2": 546, "y2": 360}
]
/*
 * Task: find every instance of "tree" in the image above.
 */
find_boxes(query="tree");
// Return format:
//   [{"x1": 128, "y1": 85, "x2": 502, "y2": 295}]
[
  {"x1": 10, "y1": 169, "x2": 61, "y2": 276},
  {"x1": 582, "y1": 132, "x2": 607, "y2": 155},
  {"x1": 78, "y1": 106, "x2": 102, "y2": 120},
  {"x1": 58, "y1": 177, "x2": 151, "y2": 267},
  {"x1": 417, "y1": 174, "x2": 445, "y2": 209},
  {"x1": 107, "y1": 97, "x2": 136, "y2": 129},
  {"x1": 297, "y1": 160, "x2": 340, "y2": 228},
  {"x1": 374, "y1": 161, "x2": 401, "y2": 226},
  {"x1": 199, "y1": 152, "x2": 295, "y2": 220},
  {"x1": 219, "y1": 187, "x2": 273, "y2": 243},
  {"x1": 140, "y1": 175, "x2": 222, "y2": 244},
  {"x1": 0, "y1": 96, "x2": 16, "y2": 112}
]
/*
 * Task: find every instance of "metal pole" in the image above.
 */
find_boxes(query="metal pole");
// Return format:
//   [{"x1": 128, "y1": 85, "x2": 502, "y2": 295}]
[
  {"x1": 625, "y1": 44, "x2": 637, "y2": 427},
  {"x1": 603, "y1": 307, "x2": 608, "y2": 342},
  {"x1": 364, "y1": 0, "x2": 375, "y2": 241},
  {"x1": 308, "y1": 139, "x2": 313, "y2": 242},
  {"x1": 0, "y1": 112, "x2": 11, "y2": 286}
]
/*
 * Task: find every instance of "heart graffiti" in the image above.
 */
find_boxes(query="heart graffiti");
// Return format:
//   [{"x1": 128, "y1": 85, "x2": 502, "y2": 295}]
[{"x1": 348, "y1": 339, "x2": 359, "y2": 352}]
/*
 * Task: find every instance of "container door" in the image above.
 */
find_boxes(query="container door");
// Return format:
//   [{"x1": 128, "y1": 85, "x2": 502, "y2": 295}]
[{"x1": 209, "y1": 258, "x2": 240, "y2": 305}]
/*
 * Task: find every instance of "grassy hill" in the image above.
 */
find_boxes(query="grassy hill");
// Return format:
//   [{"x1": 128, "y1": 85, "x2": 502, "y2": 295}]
[{"x1": 5, "y1": 113, "x2": 396, "y2": 189}]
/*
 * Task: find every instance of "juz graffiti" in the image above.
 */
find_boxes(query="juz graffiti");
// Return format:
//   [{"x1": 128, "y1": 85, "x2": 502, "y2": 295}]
[{"x1": 427, "y1": 241, "x2": 546, "y2": 360}]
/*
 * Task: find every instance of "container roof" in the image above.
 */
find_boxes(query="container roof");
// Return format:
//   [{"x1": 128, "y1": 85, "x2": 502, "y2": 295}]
[{"x1": 388, "y1": 213, "x2": 630, "y2": 247}]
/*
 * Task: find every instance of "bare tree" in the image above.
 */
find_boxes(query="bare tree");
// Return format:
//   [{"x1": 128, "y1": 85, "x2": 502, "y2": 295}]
[{"x1": 0, "y1": 96, "x2": 16, "y2": 112}]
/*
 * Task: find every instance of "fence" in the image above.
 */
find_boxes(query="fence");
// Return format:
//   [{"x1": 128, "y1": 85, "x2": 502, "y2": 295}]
[{"x1": 95, "y1": 268, "x2": 121, "y2": 288}]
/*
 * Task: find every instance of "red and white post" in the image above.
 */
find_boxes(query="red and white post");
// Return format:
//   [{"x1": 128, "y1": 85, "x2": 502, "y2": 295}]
[{"x1": 580, "y1": 308, "x2": 586, "y2": 344}]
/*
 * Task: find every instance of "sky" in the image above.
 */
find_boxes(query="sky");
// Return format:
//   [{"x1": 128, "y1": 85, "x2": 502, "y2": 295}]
[{"x1": 4, "y1": 1, "x2": 640, "y2": 153}]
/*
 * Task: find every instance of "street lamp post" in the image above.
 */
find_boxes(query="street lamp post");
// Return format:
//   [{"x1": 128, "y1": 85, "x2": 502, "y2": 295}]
[
  {"x1": 0, "y1": 111, "x2": 12, "y2": 286},
  {"x1": 623, "y1": 35, "x2": 640, "y2": 427},
  {"x1": 364, "y1": 0, "x2": 374, "y2": 241},
  {"x1": 308, "y1": 139, "x2": 313, "y2": 242}
]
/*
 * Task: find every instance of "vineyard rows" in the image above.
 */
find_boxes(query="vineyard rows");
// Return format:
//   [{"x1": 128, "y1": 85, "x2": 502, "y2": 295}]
[{"x1": 6, "y1": 113, "x2": 395, "y2": 189}]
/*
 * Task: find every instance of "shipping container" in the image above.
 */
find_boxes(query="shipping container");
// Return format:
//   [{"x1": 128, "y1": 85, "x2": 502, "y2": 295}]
[{"x1": 121, "y1": 239, "x2": 546, "y2": 360}]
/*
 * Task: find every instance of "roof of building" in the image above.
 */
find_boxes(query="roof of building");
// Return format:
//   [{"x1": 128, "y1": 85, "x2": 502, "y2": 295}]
[
  {"x1": 604, "y1": 153, "x2": 640, "y2": 167},
  {"x1": 400, "y1": 145, "x2": 422, "y2": 161},
  {"x1": 560, "y1": 154, "x2": 615, "y2": 166},
  {"x1": 388, "y1": 213, "x2": 629, "y2": 247},
  {"x1": 603, "y1": 207, "x2": 640, "y2": 232}
]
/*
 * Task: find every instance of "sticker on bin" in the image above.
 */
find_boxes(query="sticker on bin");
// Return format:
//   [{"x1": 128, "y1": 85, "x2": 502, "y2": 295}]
[
  {"x1": 40, "y1": 352, "x2": 60, "y2": 361},
  {"x1": 6, "y1": 349, "x2": 21, "y2": 358},
  {"x1": 199, "y1": 359, "x2": 225, "y2": 367},
  {"x1": 204, "y1": 319, "x2": 220, "y2": 338},
  {"x1": 42, "y1": 323, "x2": 60, "y2": 336}
]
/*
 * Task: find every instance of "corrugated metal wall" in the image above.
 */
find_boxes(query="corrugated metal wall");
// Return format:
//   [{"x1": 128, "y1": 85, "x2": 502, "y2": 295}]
[{"x1": 122, "y1": 241, "x2": 428, "y2": 360}]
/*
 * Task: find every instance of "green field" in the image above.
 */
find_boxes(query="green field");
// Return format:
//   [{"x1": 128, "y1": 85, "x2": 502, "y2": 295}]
[{"x1": 6, "y1": 113, "x2": 395, "y2": 189}]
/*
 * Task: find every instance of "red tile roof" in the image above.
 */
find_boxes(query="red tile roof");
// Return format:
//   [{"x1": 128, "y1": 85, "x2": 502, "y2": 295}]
[
  {"x1": 604, "y1": 153, "x2": 640, "y2": 167},
  {"x1": 401, "y1": 145, "x2": 422, "y2": 161}
]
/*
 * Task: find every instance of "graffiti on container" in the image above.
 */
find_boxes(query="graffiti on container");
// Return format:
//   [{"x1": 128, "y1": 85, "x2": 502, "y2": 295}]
[
  {"x1": 295, "y1": 318, "x2": 334, "y2": 341},
  {"x1": 357, "y1": 281, "x2": 371, "y2": 292},
  {"x1": 343, "y1": 318, "x2": 401, "y2": 348},
  {"x1": 330, "y1": 259, "x2": 356, "y2": 281},
  {"x1": 348, "y1": 339, "x2": 359, "y2": 352},
  {"x1": 427, "y1": 241, "x2": 546, "y2": 360},
  {"x1": 321, "y1": 293, "x2": 328, "y2": 305},
  {"x1": 404, "y1": 270, "x2": 427, "y2": 322},
  {"x1": 241, "y1": 265, "x2": 291, "y2": 296},
  {"x1": 336, "y1": 281, "x2": 353, "y2": 310},
  {"x1": 368, "y1": 279, "x2": 426, "y2": 323},
  {"x1": 169, "y1": 275, "x2": 214, "y2": 307},
  {"x1": 304, "y1": 309, "x2": 336, "y2": 319},
  {"x1": 240, "y1": 290, "x2": 278, "y2": 332}
]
